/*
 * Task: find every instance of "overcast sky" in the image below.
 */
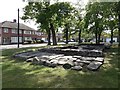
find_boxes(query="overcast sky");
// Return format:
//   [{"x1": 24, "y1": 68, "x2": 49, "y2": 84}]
[{"x1": 0, "y1": 0, "x2": 88, "y2": 30}]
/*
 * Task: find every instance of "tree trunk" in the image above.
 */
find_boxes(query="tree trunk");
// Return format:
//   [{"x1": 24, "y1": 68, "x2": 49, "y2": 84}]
[
  {"x1": 95, "y1": 31, "x2": 98, "y2": 44},
  {"x1": 118, "y1": 2, "x2": 120, "y2": 47},
  {"x1": 50, "y1": 23, "x2": 57, "y2": 45},
  {"x1": 110, "y1": 29, "x2": 113, "y2": 45},
  {"x1": 95, "y1": 13, "x2": 99, "y2": 44},
  {"x1": 65, "y1": 24, "x2": 69, "y2": 44},
  {"x1": 98, "y1": 33, "x2": 101, "y2": 44},
  {"x1": 47, "y1": 28, "x2": 51, "y2": 45},
  {"x1": 78, "y1": 29, "x2": 81, "y2": 44},
  {"x1": 118, "y1": 14, "x2": 120, "y2": 47}
]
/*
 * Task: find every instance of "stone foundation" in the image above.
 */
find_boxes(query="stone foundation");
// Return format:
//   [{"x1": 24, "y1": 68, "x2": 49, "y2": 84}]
[{"x1": 14, "y1": 45, "x2": 106, "y2": 71}]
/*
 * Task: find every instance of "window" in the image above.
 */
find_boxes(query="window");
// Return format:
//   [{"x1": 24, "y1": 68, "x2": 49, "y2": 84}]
[
  {"x1": 24, "y1": 30, "x2": 32, "y2": 34},
  {"x1": 24, "y1": 37, "x2": 32, "y2": 41},
  {"x1": 12, "y1": 29, "x2": 22, "y2": 34},
  {"x1": 11, "y1": 37, "x2": 22, "y2": 43},
  {"x1": 32, "y1": 31, "x2": 35, "y2": 35},
  {"x1": 35, "y1": 31, "x2": 38, "y2": 35},
  {"x1": 0, "y1": 28, "x2": 1, "y2": 34},
  {"x1": 36, "y1": 32, "x2": 41, "y2": 35},
  {"x1": 19, "y1": 30, "x2": 22, "y2": 34},
  {"x1": 0, "y1": 36, "x2": 1, "y2": 44},
  {"x1": 3, "y1": 28, "x2": 8, "y2": 33},
  {"x1": 12, "y1": 29, "x2": 17, "y2": 34}
]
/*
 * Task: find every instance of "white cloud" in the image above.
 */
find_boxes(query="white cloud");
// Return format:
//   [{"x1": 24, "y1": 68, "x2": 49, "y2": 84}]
[{"x1": 0, "y1": 0, "x2": 37, "y2": 29}]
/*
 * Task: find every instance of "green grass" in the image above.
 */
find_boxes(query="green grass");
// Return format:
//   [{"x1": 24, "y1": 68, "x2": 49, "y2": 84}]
[{"x1": 1, "y1": 45, "x2": 119, "y2": 88}]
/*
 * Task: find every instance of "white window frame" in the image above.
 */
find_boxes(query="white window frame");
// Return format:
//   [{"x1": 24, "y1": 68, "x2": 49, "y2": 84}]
[
  {"x1": 12, "y1": 29, "x2": 17, "y2": 34},
  {"x1": 35, "y1": 31, "x2": 38, "y2": 35},
  {"x1": 24, "y1": 37, "x2": 32, "y2": 41},
  {"x1": 32, "y1": 31, "x2": 35, "y2": 35},
  {"x1": 0, "y1": 36, "x2": 1, "y2": 44},
  {"x1": 24, "y1": 30, "x2": 32, "y2": 34},
  {"x1": 19, "y1": 30, "x2": 22, "y2": 34},
  {"x1": 3, "y1": 28, "x2": 8, "y2": 33},
  {"x1": 0, "y1": 28, "x2": 1, "y2": 34},
  {"x1": 12, "y1": 29, "x2": 22, "y2": 34},
  {"x1": 11, "y1": 37, "x2": 22, "y2": 43}
]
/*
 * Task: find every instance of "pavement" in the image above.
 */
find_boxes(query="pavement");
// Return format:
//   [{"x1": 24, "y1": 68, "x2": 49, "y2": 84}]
[
  {"x1": 0, "y1": 42, "x2": 77, "y2": 50},
  {"x1": 1, "y1": 42, "x2": 118, "y2": 50},
  {"x1": 0, "y1": 43, "x2": 47, "y2": 50}
]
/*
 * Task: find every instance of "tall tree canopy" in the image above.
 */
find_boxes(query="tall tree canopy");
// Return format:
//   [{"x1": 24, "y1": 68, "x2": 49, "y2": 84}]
[
  {"x1": 84, "y1": 1, "x2": 119, "y2": 44},
  {"x1": 84, "y1": 2, "x2": 109, "y2": 44},
  {"x1": 22, "y1": 1, "x2": 75, "y2": 45}
]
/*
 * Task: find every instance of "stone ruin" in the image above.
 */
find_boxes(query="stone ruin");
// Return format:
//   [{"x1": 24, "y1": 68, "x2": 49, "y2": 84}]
[{"x1": 13, "y1": 44, "x2": 107, "y2": 71}]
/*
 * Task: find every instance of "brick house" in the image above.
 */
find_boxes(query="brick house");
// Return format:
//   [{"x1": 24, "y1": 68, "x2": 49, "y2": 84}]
[{"x1": 0, "y1": 20, "x2": 47, "y2": 44}]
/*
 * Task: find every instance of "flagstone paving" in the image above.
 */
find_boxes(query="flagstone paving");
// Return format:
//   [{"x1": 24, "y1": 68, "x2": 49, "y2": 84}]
[{"x1": 14, "y1": 45, "x2": 105, "y2": 71}]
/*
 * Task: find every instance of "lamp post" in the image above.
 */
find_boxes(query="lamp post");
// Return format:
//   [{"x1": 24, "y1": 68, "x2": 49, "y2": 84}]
[{"x1": 18, "y1": 8, "x2": 20, "y2": 48}]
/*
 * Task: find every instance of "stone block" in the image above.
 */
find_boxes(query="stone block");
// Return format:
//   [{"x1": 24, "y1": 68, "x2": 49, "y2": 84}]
[
  {"x1": 79, "y1": 60, "x2": 91, "y2": 64},
  {"x1": 87, "y1": 61, "x2": 103, "y2": 71},
  {"x1": 95, "y1": 57, "x2": 104, "y2": 62},
  {"x1": 71, "y1": 66, "x2": 82, "y2": 71},
  {"x1": 73, "y1": 56, "x2": 82, "y2": 59},
  {"x1": 26, "y1": 58, "x2": 33, "y2": 62},
  {"x1": 63, "y1": 63, "x2": 72, "y2": 69},
  {"x1": 58, "y1": 60, "x2": 67, "y2": 65},
  {"x1": 32, "y1": 57, "x2": 40, "y2": 64}
]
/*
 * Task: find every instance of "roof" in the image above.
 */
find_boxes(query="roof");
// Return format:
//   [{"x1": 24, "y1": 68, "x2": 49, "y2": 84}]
[{"x1": 0, "y1": 21, "x2": 36, "y2": 31}]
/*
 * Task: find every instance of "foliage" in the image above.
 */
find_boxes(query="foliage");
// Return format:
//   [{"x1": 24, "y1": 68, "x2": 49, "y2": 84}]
[
  {"x1": 22, "y1": 1, "x2": 75, "y2": 45},
  {"x1": 84, "y1": 2, "x2": 119, "y2": 44}
]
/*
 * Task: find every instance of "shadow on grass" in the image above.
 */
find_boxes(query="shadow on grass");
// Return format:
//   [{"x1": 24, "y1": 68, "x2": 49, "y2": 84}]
[
  {"x1": 43, "y1": 47, "x2": 119, "y2": 88},
  {"x1": 1, "y1": 46, "x2": 119, "y2": 88}
]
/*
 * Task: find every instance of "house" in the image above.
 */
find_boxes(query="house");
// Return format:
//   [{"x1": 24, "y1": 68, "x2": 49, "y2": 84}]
[
  {"x1": 103, "y1": 37, "x2": 118, "y2": 43},
  {"x1": 0, "y1": 20, "x2": 47, "y2": 44}
]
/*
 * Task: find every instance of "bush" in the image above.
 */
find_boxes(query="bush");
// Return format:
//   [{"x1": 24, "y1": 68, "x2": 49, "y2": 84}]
[
  {"x1": 33, "y1": 40, "x2": 36, "y2": 44},
  {"x1": 26, "y1": 40, "x2": 32, "y2": 44},
  {"x1": 36, "y1": 39, "x2": 44, "y2": 43},
  {"x1": 110, "y1": 40, "x2": 115, "y2": 43},
  {"x1": 100, "y1": 40, "x2": 103, "y2": 42},
  {"x1": 41, "y1": 40, "x2": 44, "y2": 43}
]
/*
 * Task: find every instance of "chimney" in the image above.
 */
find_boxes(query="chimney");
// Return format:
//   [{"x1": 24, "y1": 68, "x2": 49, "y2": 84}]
[{"x1": 13, "y1": 19, "x2": 17, "y2": 23}]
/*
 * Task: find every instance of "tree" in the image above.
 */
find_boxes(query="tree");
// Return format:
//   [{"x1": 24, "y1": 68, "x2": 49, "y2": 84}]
[
  {"x1": 22, "y1": 2, "x2": 52, "y2": 45},
  {"x1": 50, "y1": 2, "x2": 75, "y2": 45},
  {"x1": 98, "y1": 1, "x2": 119, "y2": 45},
  {"x1": 86, "y1": 0, "x2": 120, "y2": 46},
  {"x1": 85, "y1": 2, "x2": 99, "y2": 44},
  {"x1": 64, "y1": 24, "x2": 69, "y2": 44},
  {"x1": 84, "y1": 2, "x2": 116, "y2": 44},
  {"x1": 102, "y1": 2, "x2": 118, "y2": 45},
  {"x1": 106, "y1": 1, "x2": 120, "y2": 46},
  {"x1": 22, "y1": 1, "x2": 74, "y2": 45},
  {"x1": 117, "y1": 1, "x2": 120, "y2": 47},
  {"x1": 74, "y1": 0, "x2": 85, "y2": 44}
]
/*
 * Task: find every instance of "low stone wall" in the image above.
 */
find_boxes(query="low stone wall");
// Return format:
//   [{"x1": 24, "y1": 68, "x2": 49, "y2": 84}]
[{"x1": 38, "y1": 45, "x2": 104, "y2": 57}]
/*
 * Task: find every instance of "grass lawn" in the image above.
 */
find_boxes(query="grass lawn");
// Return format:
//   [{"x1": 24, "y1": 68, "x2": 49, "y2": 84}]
[{"x1": 1, "y1": 45, "x2": 119, "y2": 88}]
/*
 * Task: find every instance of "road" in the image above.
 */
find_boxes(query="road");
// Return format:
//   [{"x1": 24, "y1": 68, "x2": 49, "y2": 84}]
[{"x1": 0, "y1": 42, "x2": 77, "y2": 50}]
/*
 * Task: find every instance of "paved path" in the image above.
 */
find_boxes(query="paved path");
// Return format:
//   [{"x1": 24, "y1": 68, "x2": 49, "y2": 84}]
[
  {"x1": 0, "y1": 43, "x2": 47, "y2": 50},
  {"x1": 0, "y1": 42, "x2": 78, "y2": 50}
]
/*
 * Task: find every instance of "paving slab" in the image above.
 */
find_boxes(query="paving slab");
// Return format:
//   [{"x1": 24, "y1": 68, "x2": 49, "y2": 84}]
[
  {"x1": 14, "y1": 45, "x2": 105, "y2": 71},
  {"x1": 95, "y1": 57, "x2": 104, "y2": 62},
  {"x1": 87, "y1": 61, "x2": 103, "y2": 71},
  {"x1": 71, "y1": 66, "x2": 82, "y2": 71}
]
